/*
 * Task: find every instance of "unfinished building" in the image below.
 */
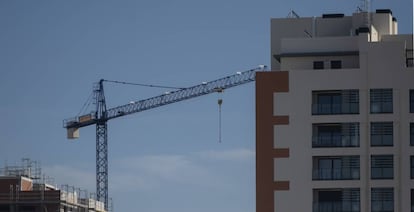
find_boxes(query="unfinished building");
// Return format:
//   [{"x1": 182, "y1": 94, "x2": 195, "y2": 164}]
[{"x1": 0, "y1": 159, "x2": 107, "y2": 212}]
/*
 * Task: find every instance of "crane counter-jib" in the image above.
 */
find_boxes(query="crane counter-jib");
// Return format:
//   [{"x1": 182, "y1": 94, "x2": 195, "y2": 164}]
[
  {"x1": 64, "y1": 113, "x2": 96, "y2": 128},
  {"x1": 64, "y1": 114, "x2": 98, "y2": 139}
]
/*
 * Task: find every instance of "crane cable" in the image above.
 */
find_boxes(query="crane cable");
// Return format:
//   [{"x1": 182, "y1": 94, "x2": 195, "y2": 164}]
[
  {"x1": 218, "y1": 98, "x2": 222, "y2": 143},
  {"x1": 217, "y1": 89, "x2": 224, "y2": 143},
  {"x1": 102, "y1": 79, "x2": 184, "y2": 90},
  {"x1": 77, "y1": 92, "x2": 94, "y2": 116},
  {"x1": 77, "y1": 79, "x2": 183, "y2": 117}
]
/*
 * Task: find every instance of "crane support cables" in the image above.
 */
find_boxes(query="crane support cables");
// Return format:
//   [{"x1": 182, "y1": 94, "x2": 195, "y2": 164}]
[{"x1": 63, "y1": 65, "x2": 267, "y2": 130}]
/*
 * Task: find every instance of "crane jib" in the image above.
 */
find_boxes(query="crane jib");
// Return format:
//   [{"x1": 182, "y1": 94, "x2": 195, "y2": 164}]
[{"x1": 63, "y1": 66, "x2": 266, "y2": 131}]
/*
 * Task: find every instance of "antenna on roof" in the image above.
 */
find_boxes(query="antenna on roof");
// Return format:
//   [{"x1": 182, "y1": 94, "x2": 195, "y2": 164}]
[
  {"x1": 287, "y1": 10, "x2": 300, "y2": 18},
  {"x1": 359, "y1": 0, "x2": 371, "y2": 27}
]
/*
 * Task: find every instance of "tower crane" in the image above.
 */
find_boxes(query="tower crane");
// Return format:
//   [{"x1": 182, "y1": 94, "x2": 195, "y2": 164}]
[{"x1": 63, "y1": 65, "x2": 267, "y2": 210}]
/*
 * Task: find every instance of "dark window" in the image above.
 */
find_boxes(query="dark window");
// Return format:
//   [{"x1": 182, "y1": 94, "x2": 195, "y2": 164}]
[
  {"x1": 370, "y1": 89, "x2": 393, "y2": 114},
  {"x1": 411, "y1": 123, "x2": 414, "y2": 146},
  {"x1": 331, "y1": 60, "x2": 342, "y2": 69},
  {"x1": 0, "y1": 206, "x2": 9, "y2": 211},
  {"x1": 411, "y1": 156, "x2": 414, "y2": 179},
  {"x1": 312, "y1": 123, "x2": 359, "y2": 147},
  {"x1": 370, "y1": 122, "x2": 393, "y2": 146},
  {"x1": 313, "y1": 188, "x2": 360, "y2": 212},
  {"x1": 408, "y1": 58, "x2": 414, "y2": 67},
  {"x1": 410, "y1": 90, "x2": 414, "y2": 113},
  {"x1": 312, "y1": 90, "x2": 359, "y2": 115},
  {"x1": 411, "y1": 189, "x2": 414, "y2": 212},
  {"x1": 371, "y1": 188, "x2": 394, "y2": 212},
  {"x1": 407, "y1": 49, "x2": 413, "y2": 67},
  {"x1": 313, "y1": 156, "x2": 360, "y2": 180},
  {"x1": 19, "y1": 206, "x2": 37, "y2": 211},
  {"x1": 314, "y1": 61, "x2": 324, "y2": 69},
  {"x1": 371, "y1": 155, "x2": 393, "y2": 179}
]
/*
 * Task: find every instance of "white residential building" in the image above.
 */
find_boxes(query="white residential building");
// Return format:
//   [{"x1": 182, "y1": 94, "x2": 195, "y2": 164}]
[{"x1": 256, "y1": 10, "x2": 413, "y2": 212}]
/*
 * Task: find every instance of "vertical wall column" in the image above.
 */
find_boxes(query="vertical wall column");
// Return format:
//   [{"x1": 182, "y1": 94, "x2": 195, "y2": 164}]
[{"x1": 256, "y1": 71, "x2": 289, "y2": 212}]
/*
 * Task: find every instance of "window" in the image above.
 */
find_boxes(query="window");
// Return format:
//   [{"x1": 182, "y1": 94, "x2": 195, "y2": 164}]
[
  {"x1": 370, "y1": 89, "x2": 393, "y2": 113},
  {"x1": 370, "y1": 122, "x2": 393, "y2": 146},
  {"x1": 313, "y1": 188, "x2": 360, "y2": 212},
  {"x1": 314, "y1": 61, "x2": 324, "y2": 69},
  {"x1": 411, "y1": 189, "x2": 414, "y2": 212},
  {"x1": 331, "y1": 60, "x2": 342, "y2": 69},
  {"x1": 411, "y1": 156, "x2": 414, "y2": 179},
  {"x1": 407, "y1": 49, "x2": 413, "y2": 67},
  {"x1": 371, "y1": 188, "x2": 394, "y2": 212},
  {"x1": 411, "y1": 123, "x2": 414, "y2": 146},
  {"x1": 312, "y1": 123, "x2": 359, "y2": 147},
  {"x1": 371, "y1": 155, "x2": 393, "y2": 179},
  {"x1": 410, "y1": 90, "x2": 414, "y2": 113},
  {"x1": 312, "y1": 90, "x2": 359, "y2": 115},
  {"x1": 313, "y1": 156, "x2": 360, "y2": 180}
]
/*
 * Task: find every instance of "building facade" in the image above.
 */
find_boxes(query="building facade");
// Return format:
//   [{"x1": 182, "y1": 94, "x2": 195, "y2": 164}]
[{"x1": 256, "y1": 10, "x2": 413, "y2": 212}]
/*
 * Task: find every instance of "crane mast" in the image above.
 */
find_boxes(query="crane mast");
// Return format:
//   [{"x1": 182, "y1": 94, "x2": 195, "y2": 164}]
[
  {"x1": 95, "y1": 79, "x2": 109, "y2": 209},
  {"x1": 63, "y1": 65, "x2": 267, "y2": 210}
]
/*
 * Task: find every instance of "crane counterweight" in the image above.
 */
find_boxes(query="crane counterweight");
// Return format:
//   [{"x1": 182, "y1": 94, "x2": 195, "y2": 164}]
[{"x1": 67, "y1": 127, "x2": 79, "y2": 139}]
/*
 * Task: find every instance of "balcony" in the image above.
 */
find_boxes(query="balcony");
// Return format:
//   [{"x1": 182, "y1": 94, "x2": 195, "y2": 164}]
[
  {"x1": 313, "y1": 189, "x2": 360, "y2": 212},
  {"x1": 313, "y1": 156, "x2": 360, "y2": 181},
  {"x1": 312, "y1": 123, "x2": 359, "y2": 148},
  {"x1": 312, "y1": 90, "x2": 359, "y2": 115}
]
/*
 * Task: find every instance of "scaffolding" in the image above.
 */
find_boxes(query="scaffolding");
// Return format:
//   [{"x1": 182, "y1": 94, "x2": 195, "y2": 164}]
[
  {"x1": 0, "y1": 158, "x2": 42, "y2": 182},
  {"x1": 0, "y1": 159, "x2": 109, "y2": 212}
]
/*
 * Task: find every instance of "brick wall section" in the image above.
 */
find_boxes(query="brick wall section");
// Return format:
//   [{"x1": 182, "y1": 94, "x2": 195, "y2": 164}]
[
  {"x1": 0, "y1": 177, "x2": 33, "y2": 193},
  {"x1": 256, "y1": 71, "x2": 289, "y2": 212},
  {"x1": 20, "y1": 178, "x2": 33, "y2": 191}
]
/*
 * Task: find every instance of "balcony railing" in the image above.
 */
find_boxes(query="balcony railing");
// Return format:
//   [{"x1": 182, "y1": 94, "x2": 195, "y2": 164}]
[
  {"x1": 313, "y1": 168, "x2": 360, "y2": 180},
  {"x1": 312, "y1": 135, "x2": 359, "y2": 147},
  {"x1": 312, "y1": 103, "x2": 359, "y2": 115},
  {"x1": 313, "y1": 202, "x2": 360, "y2": 212}
]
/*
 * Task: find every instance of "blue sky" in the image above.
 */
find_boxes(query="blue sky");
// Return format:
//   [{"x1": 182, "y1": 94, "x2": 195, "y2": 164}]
[{"x1": 0, "y1": 1, "x2": 412, "y2": 212}]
